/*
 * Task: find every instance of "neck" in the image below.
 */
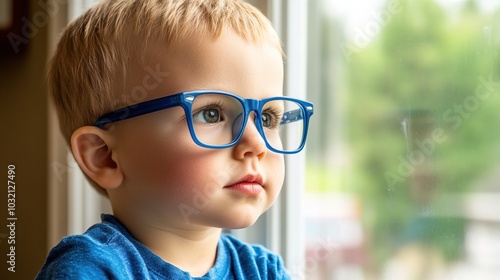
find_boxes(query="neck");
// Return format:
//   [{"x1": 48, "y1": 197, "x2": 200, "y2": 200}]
[{"x1": 115, "y1": 212, "x2": 222, "y2": 277}]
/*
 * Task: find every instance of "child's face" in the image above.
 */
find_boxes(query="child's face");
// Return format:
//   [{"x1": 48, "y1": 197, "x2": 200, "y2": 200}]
[{"x1": 109, "y1": 29, "x2": 285, "y2": 230}]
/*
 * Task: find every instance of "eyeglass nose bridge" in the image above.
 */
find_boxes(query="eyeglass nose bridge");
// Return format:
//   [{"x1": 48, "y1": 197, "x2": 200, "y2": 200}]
[{"x1": 231, "y1": 99, "x2": 266, "y2": 144}]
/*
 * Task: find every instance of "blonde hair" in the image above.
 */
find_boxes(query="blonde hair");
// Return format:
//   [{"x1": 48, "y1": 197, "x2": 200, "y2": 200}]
[{"x1": 49, "y1": 0, "x2": 282, "y2": 144}]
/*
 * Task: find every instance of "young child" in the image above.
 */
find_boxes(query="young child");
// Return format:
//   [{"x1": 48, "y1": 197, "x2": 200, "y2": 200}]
[{"x1": 37, "y1": 0, "x2": 313, "y2": 279}]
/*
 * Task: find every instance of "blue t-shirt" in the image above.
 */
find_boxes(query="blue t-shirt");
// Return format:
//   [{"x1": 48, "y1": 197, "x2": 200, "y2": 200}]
[{"x1": 36, "y1": 214, "x2": 291, "y2": 279}]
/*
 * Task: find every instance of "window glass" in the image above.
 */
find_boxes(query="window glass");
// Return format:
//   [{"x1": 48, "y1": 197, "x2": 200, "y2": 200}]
[{"x1": 305, "y1": 0, "x2": 500, "y2": 279}]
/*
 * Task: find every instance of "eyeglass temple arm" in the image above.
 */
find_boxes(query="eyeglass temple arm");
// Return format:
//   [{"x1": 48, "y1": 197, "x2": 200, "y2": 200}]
[
  {"x1": 280, "y1": 108, "x2": 304, "y2": 125},
  {"x1": 94, "y1": 94, "x2": 182, "y2": 128}
]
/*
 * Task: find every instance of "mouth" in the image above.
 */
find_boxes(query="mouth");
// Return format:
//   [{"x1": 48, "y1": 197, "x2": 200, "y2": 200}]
[{"x1": 224, "y1": 174, "x2": 264, "y2": 196}]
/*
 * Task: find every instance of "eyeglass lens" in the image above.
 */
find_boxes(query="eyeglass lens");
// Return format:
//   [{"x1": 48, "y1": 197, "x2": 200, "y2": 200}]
[{"x1": 190, "y1": 94, "x2": 305, "y2": 152}]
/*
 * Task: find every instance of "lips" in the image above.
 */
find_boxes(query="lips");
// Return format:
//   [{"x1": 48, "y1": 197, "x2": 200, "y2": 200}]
[{"x1": 224, "y1": 174, "x2": 264, "y2": 195}]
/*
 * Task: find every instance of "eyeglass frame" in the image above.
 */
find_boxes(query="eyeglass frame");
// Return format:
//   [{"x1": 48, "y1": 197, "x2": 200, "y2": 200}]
[{"x1": 94, "y1": 90, "x2": 314, "y2": 154}]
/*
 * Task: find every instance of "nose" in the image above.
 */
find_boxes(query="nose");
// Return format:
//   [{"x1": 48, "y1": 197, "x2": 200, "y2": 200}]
[{"x1": 232, "y1": 112, "x2": 267, "y2": 160}]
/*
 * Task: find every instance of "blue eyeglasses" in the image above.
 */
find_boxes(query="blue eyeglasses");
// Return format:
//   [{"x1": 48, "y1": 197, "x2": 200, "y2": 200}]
[{"x1": 94, "y1": 90, "x2": 314, "y2": 154}]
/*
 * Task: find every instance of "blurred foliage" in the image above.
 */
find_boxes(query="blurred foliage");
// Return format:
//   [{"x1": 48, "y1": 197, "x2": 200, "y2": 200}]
[
  {"x1": 307, "y1": 0, "x2": 500, "y2": 271},
  {"x1": 348, "y1": 0, "x2": 500, "y2": 267}
]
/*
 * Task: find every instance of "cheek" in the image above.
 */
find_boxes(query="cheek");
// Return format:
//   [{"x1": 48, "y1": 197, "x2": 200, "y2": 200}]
[
  {"x1": 116, "y1": 125, "x2": 225, "y2": 204},
  {"x1": 113, "y1": 118, "x2": 287, "y2": 217},
  {"x1": 157, "y1": 150, "x2": 224, "y2": 199},
  {"x1": 115, "y1": 121, "x2": 189, "y2": 189}
]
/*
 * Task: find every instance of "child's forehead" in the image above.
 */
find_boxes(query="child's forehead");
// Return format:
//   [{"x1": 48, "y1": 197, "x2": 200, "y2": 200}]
[
  {"x1": 126, "y1": 28, "x2": 282, "y2": 81},
  {"x1": 117, "y1": 29, "x2": 283, "y2": 103}
]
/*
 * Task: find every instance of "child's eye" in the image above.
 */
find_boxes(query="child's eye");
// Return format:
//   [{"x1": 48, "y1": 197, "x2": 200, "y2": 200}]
[
  {"x1": 193, "y1": 106, "x2": 223, "y2": 124},
  {"x1": 261, "y1": 108, "x2": 282, "y2": 129}
]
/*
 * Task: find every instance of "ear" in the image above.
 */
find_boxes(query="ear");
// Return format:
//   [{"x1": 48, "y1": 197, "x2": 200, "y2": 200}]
[{"x1": 71, "y1": 126, "x2": 123, "y2": 190}]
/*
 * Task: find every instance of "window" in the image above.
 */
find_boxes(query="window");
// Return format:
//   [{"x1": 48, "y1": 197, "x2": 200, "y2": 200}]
[{"x1": 304, "y1": 0, "x2": 500, "y2": 279}]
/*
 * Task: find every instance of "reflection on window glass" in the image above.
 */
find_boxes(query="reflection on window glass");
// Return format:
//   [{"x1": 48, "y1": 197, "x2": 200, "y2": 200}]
[{"x1": 305, "y1": 0, "x2": 500, "y2": 279}]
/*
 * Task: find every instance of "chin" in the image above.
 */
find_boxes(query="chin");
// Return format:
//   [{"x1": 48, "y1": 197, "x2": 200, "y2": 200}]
[
  {"x1": 225, "y1": 219, "x2": 259, "y2": 230},
  {"x1": 212, "y1": 211, "x2": 263, "y2": 230}
]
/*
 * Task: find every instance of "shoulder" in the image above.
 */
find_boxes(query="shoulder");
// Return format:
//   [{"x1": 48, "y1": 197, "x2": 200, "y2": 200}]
[
  {"x1": 220, "y1": 234, "x2": 292, "y2": 280},
  {"x1": 36, "y1": 218, "x2": 141, "y2": 279}
]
